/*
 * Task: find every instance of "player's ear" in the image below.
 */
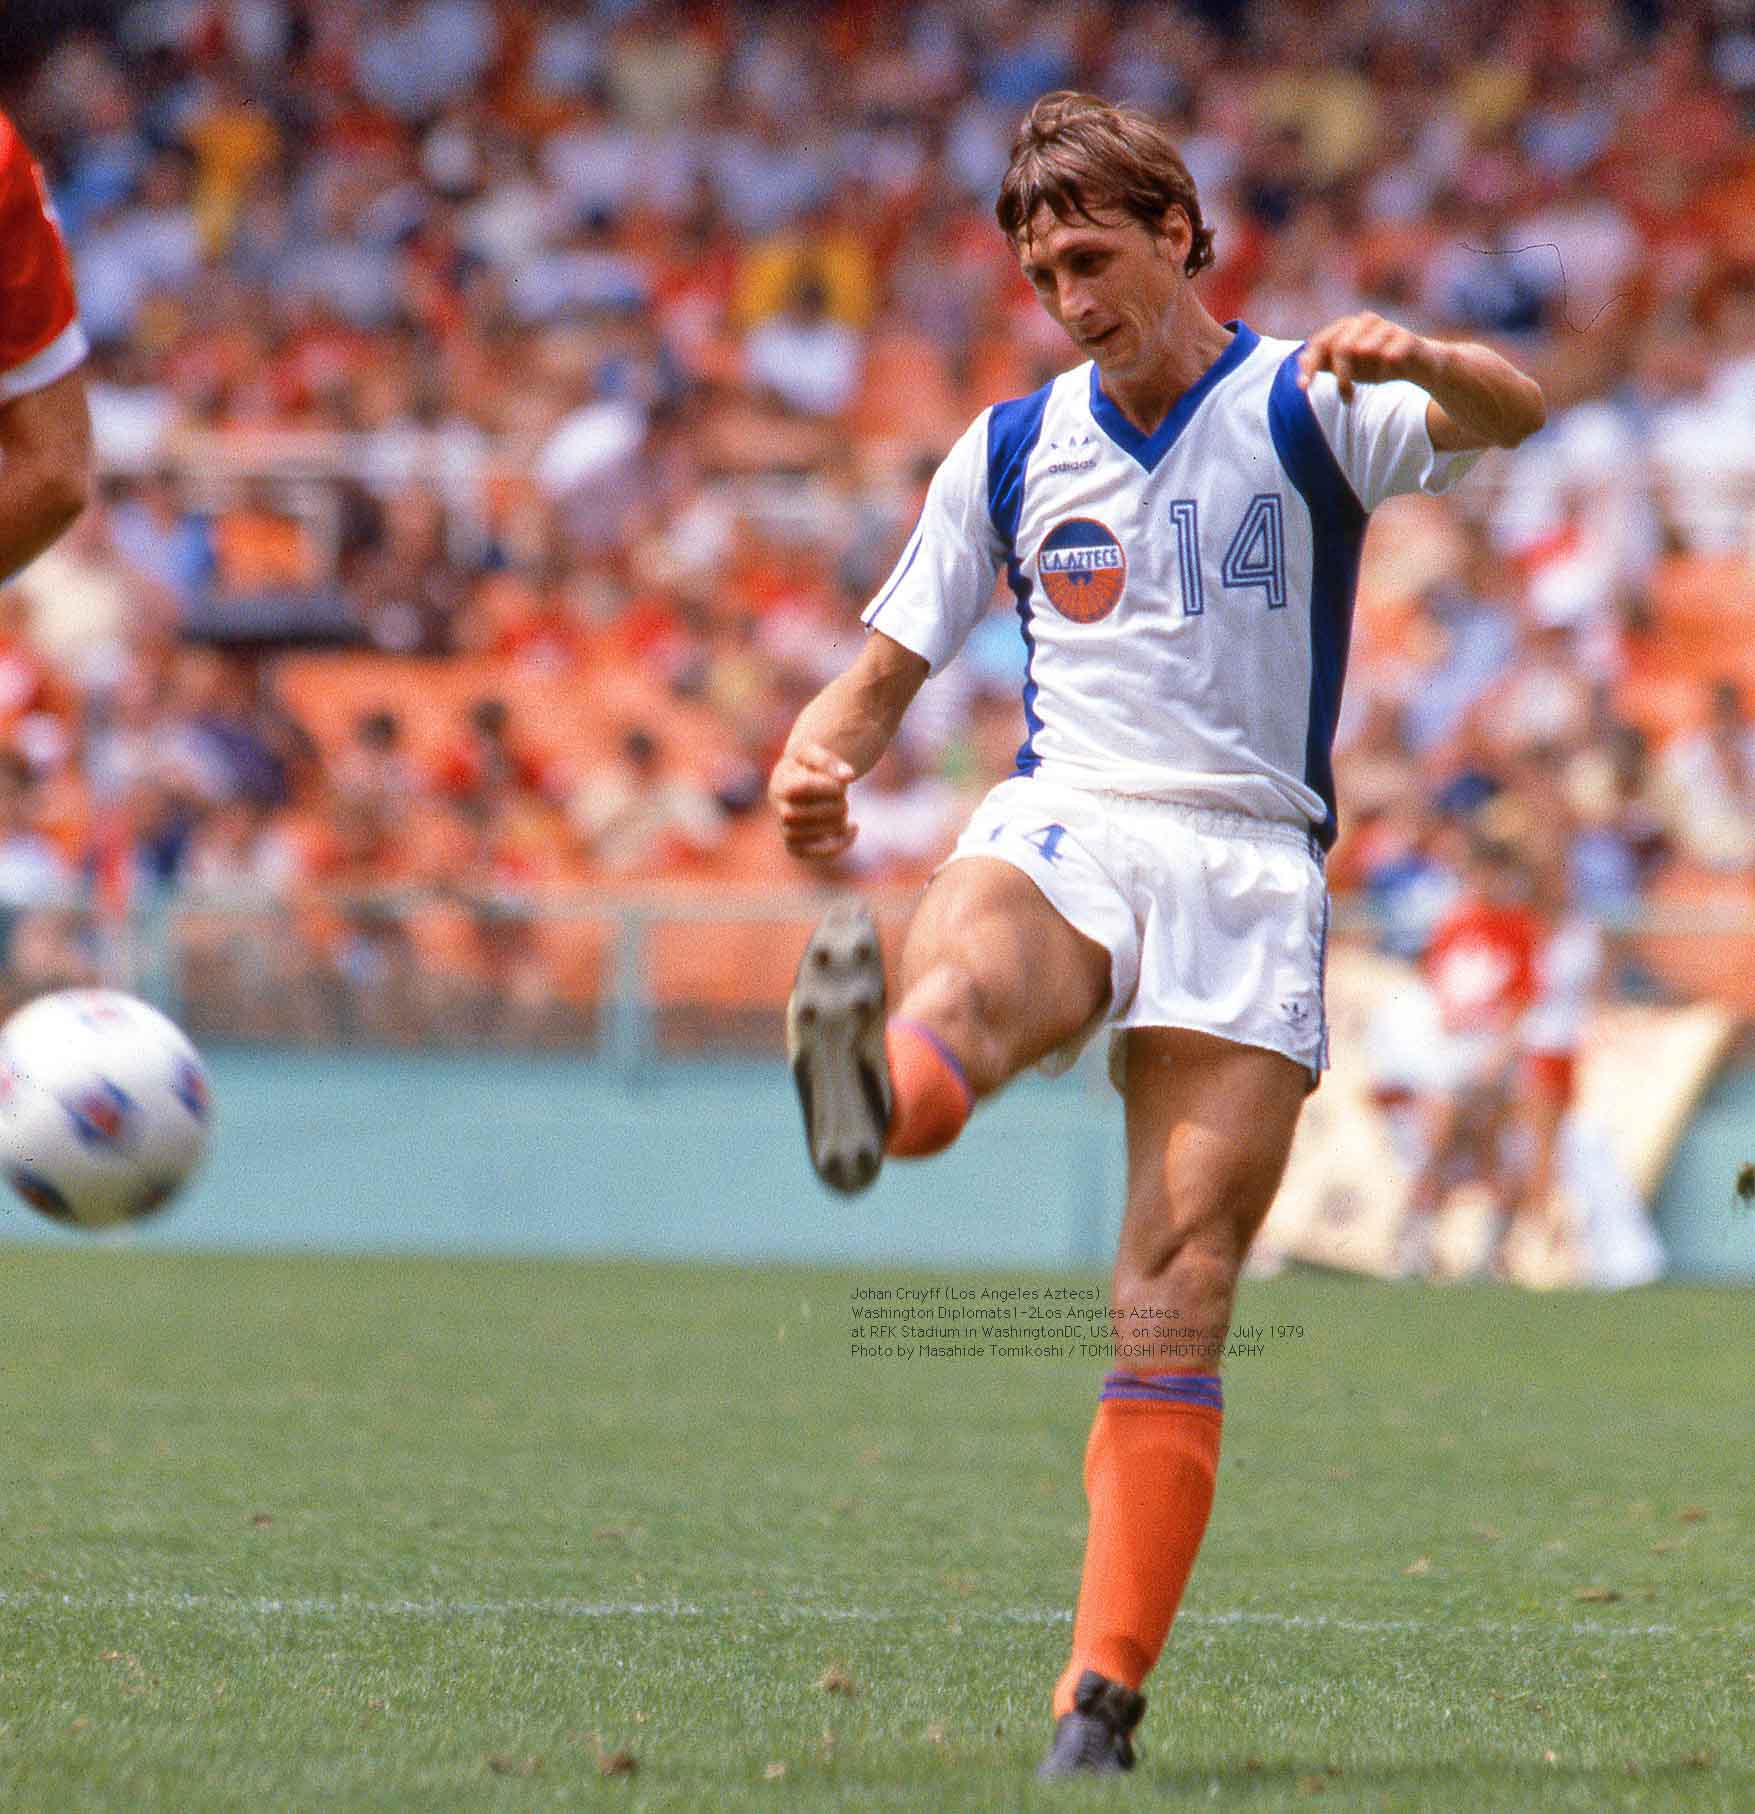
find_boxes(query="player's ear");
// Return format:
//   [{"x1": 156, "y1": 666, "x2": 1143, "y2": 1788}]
[{"x1": 1155, "y1": 205, "x2": 1191, "y2": 263}]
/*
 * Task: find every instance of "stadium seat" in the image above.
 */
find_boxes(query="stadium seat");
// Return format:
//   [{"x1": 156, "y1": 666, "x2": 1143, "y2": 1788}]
[
  {"x1": 640, "y1": 883, "x2": 912, "y2": 1050},
  {"x1": 1636, "y1": 863, "x2": 1755, "y2": 1014},
  {"x1": 1611, "y1": 557, "x2": 1755, "y2": 742},
  {"x1": 1650, "y1": 553, "x2": 1755, "y2": 629},
  {"x1": 271, "y1": 651, "x2": 744, "y2": 785}
]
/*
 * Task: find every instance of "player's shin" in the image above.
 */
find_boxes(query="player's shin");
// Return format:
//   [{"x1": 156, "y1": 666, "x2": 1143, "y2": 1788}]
[
  {"x1": 1052, "y1": 1371, "x2": 1223, "y2": 1717},
  {"x1": 882, "y1": 1017, "x2": 974, "y2": 1157}
]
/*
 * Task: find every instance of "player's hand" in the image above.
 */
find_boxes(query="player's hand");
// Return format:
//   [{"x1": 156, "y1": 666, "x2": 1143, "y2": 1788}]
[
  {"x1": 769, "y1": 742, "x2": 858, "y2": 861},
  {"x1": 1297, "y1": 313, "x2": 1437, "y2": 404}
]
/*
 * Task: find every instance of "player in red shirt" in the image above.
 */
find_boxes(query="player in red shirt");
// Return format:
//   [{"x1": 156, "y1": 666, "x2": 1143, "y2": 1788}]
[
  {"x1": 0, "y1": 108, "x2": 92, "y2": 579},
  {"x1": 1393, "y1": 834, "x2": 1543, "y2": 1279}
]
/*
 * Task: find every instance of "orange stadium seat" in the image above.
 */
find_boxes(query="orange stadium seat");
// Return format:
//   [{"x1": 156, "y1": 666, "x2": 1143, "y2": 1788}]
[
  {"x1": 271, "y1": 651, "x2": 742, "y2": 783},
  {"x1": 691, "y1": 814, "x2": 795, "y2": 885},
  {"x1": 1649, "y1": 553, "x2": 1755, "y2": 629},
  {"x1": 1615, "y1": 554, "x2": 1755, "y2": 742},
  {"x1": 850, "y1": 324, "x2": 964, "y2": 455},
  {"x1": 1617, "y1": 643, "x2": 1715, "y2": 744},
  {"x1": 1636, "y1": 864, "x2": 1755, "y2": 1016},
  {"x1": 640, "y1": 882, "x2": 911, "y2": 1049},
  {"x1": 646, "y1": 911, "x2": 814, "y2": 1044},
  {"x1": 534, "y1": 915, "x2": 613, "y2": 1008}
]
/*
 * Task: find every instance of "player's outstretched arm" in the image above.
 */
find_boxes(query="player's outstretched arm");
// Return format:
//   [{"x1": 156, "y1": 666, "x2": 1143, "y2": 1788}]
[
  {"x1": 1297, "y1": 312, "x2": 1545, "y2": 452},
  {"x1": 769, "y1": 630, "x2": 929, "y2": 862},
  {"x1": 0, "y1": 367, "x2": 91, "y2": 579}
]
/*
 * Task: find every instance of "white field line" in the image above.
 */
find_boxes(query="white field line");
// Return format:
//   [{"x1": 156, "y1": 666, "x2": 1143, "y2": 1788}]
[{"x1": 0, "y1": 1589, "x2": 1717, "y2": 1640}]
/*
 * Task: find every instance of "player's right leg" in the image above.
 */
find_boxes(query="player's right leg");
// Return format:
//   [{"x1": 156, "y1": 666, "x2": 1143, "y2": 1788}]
[
  {"x1": 788, "y1": 855, "x2": 1111, "y2": 1193},
  {"x1": 1041, "y1": 1026, "x2": 1310, "y2": 1777}
]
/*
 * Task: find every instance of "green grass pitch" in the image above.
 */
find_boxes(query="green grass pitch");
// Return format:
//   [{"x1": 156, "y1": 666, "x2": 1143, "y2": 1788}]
[{"x1": 1, "y1": 1250, "x2": 1750, "y2": 1810}]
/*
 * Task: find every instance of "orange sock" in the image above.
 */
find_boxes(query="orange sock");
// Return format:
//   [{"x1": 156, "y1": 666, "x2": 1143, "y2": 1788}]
[
  {"x1": 1052, "y1": 1371, "x2": 1223, "y2": 1717},
  {"x1": 883, "y1": 1017, "x2": 973, "y2": 1157}
]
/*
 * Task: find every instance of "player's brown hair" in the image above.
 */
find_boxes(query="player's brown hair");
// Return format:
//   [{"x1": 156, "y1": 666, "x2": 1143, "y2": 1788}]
[{"x1": 995, "y1": 91, "x2": 1215, "y2": 278}]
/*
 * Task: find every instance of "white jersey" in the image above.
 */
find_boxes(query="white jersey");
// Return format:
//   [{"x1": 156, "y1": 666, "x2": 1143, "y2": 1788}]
[{"x1": 862, "y1": 323, "x2": 1481, "y2": 845}]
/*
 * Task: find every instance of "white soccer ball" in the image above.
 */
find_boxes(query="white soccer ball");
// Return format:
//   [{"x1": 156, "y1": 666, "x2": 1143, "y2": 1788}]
[{"x1": 0, "y1": 989, "x2": 213, "y2": 1229}]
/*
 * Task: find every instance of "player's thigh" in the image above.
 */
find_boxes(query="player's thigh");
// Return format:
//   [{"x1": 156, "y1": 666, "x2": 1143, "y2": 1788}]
[
  {"x1": 897, "y1": 855, "x2": 1111, "y2": 1074},
  {"x1": 1116, "y1": 1026, "x2": 1309, "y2": 1287}
]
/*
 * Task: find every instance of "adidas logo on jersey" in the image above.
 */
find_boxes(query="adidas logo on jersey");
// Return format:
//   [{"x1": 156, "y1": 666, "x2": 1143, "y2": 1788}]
[{"x1": 1043, "y1": 431, "x2": 1098, "y2": 474}]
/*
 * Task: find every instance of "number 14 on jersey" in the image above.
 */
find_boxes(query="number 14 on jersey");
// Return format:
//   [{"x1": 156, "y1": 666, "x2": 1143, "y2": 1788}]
[{"x1": 1168, "y1": 495, "x2": 1286, "y2": 615}]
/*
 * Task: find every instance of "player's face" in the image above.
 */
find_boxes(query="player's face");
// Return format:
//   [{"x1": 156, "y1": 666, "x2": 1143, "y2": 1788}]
[{"x1": 1016, "y1": 204, "x2": 1186, "y2": 378}]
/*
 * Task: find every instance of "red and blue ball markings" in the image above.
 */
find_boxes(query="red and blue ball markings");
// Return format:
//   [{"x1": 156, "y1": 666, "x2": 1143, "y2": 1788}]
[
  {"x1": 64, "y1": 1078, "x2": 136, "y2": 1150},
  {"x1": 71, "y1": 995, "x2": 132, "y2": 1029},
  {"x1": 0, "y1": 1060, "x2": 72, "y2": 1214},
  {"x1": 131, "y1": 1175, "x2": 183, "y2": 1218},
  {"x1": 8, "y1": 1166, "x2": 71, "y2": 1218},
  {"x1": 172, "y1": 1058, "x2": 210, "y2": 1123},
  {"x1": 1037, "y1": 517, "x2": 1126, "y2": 624}
]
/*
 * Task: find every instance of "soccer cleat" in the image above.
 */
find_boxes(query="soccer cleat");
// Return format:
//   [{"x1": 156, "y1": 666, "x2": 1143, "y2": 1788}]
[
  {"x1": 1036, "y1": 1670, "x2": 1147, "y2": 1778},
  {"x1": 787, "y1": 900, "x2": 891, "y2": 1194}
]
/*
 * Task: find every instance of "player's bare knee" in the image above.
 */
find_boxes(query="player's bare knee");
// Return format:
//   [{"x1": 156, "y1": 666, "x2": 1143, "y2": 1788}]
[
  {"x1": 1128, "y1": 1235, "x2": 1239, "y2": 1299},
  {"x1": 1109, "y1": 1244, "x2": 1238, "y2": 1370},
  {"x1": 1113, "y1": 1230, "x2": 1241, "y2": 1327}
]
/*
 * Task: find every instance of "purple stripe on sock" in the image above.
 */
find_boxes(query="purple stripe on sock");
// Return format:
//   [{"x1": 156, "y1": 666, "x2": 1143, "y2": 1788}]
[
  {"x1": 1101, "y1": 1385, "x2": 1224, "y2": 1413},
  {"x1": 1100, "y1": 1370, "x2": 1223, "y2": 1411},
  {"x1": 888, "y1": 1016, "x2": 974, "y2": 1110}
]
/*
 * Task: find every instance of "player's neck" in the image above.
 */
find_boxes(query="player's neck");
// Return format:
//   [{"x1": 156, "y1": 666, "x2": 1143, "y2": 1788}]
[{"x1": 1094, "y1": 304, "x2": 1234, "y2": 438}]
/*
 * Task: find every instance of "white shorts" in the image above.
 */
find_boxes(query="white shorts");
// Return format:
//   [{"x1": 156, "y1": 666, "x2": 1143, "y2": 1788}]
[{"x1": 942, "y1": 776, "x2": 1331, "y2": 1089}]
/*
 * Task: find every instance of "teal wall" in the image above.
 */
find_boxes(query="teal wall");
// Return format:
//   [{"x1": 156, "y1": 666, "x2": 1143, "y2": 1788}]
[
  {"x1": 2, "y1": 1046, "x2": 1749, "y2": 1280},
  {"x1": 0, "y1": 1048, "x2": 1130, "y2": 1268},
  {"x1": 1650, "y1": 1058, "x2": 1755, "y2": 1282}
]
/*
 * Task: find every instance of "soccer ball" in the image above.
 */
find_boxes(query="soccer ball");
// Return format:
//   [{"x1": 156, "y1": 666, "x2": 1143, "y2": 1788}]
[{"x1": 0, "y1": 989, "x2": 213, "y2": 1229}]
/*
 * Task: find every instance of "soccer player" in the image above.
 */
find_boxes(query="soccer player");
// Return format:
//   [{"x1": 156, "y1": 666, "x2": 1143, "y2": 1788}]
[
  {"x1": 0, "y1": 107, "x2": 92, "y2": 579},
  {"x1": 1392, "y1": 833, "x2": 1545, "y2": 1282},
  {"x1": 770, "y1": 92, "x2": 1544, "y2": 1779}
]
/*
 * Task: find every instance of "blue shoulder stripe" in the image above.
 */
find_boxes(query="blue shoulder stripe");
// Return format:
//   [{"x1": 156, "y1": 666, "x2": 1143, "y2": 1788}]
[
  {"x1": 987, "y1": 384, "x2": 1053, "y2": 774},
  {"x1": 987, "y1": 385, "x2": 1053, "y2": 545},
  {"x1": 1267, "y1": 350, "x2": 1367, "y2": 849}
]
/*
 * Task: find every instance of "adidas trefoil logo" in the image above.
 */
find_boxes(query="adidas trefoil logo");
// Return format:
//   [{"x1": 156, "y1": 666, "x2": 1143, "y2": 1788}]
[{"x1": 1043, "y1": 430, "x2": 1098, "y2": 474}]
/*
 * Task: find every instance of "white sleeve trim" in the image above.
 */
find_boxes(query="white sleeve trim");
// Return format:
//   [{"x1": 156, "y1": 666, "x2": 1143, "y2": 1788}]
[
  {"x1": 0, "y1": 318, "x2": 89, "y2": 403},
  {"x1": 859, "y1": 409, "x2": 1001, "y2": 676},
  {"x1": 1410, "y1": 397, "x2": 1487, "y2": 496}
]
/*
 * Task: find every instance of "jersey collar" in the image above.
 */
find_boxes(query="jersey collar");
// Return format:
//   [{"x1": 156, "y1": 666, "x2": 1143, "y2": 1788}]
[{"x1": 1087, "y1": 321, "x2": 1260, "y2": 472}]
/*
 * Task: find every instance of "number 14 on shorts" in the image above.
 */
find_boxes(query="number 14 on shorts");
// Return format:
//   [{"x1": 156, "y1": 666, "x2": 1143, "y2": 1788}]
[{"x1": 990, "y1": 821, "x2": 1067, "y2": 864}]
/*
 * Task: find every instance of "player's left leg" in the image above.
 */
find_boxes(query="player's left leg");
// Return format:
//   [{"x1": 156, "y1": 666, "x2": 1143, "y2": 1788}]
[
  {"x1": 1390, "y1": 1087, "x2": 1465, "y2": 1280},
  {"x1": 1477, "y1": 1049, "x2": 1573, "y2": 1281},
  {"x1": 1041, "y1": 1027, "x2": 1308, "y2": 1777},
  {"x1": 1472, "y1": 1069, "x2": 1533, "y2": 1279},
  {"x1": 788, "y1": 855, "x2": 1113, "y2": 1194}
]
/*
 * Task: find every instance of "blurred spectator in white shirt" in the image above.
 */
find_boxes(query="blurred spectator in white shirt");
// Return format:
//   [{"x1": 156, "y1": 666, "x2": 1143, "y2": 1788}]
[
  {"x1": 569, "y1": 727, "x2": 725, "y2": 876},
  {"x1": 0, "y1": 748, "x2": 70, "y2": 911},
  {"x1": 1657, "y1": 679, "x2": 1755, "y2": 871},
  {"x1": 841, "y1": 740, "x2": 959, "y2": 883},
  {"x1": 745, "y1": 278, "x2": 861, "y2": 418},
  {"x1": 354, "y1": 0, "x2": 499, "y2": 122},
  {"x1": 74, "y1": 152, "x2": 202, "y2": 345}
]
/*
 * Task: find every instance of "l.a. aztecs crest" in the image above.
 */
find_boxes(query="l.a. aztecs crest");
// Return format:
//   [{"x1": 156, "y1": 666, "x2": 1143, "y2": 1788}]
[{"x1": 1037, "y1": 517, "x2": 1126, "y2": 623}]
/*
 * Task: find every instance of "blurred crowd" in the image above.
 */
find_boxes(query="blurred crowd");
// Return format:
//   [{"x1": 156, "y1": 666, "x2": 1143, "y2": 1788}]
[{"x1": 2, "y1": 0, "x2": 1755, "y2": 1039}]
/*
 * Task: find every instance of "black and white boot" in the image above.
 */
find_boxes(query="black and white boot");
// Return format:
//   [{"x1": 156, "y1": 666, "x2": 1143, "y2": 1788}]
[
  {"x1": 1036, "y1": 1670, "x2": 1147, "y2": 1778},
  {"x1": 786, "y1": 900, "x2": 890, "y2": 1195}
]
